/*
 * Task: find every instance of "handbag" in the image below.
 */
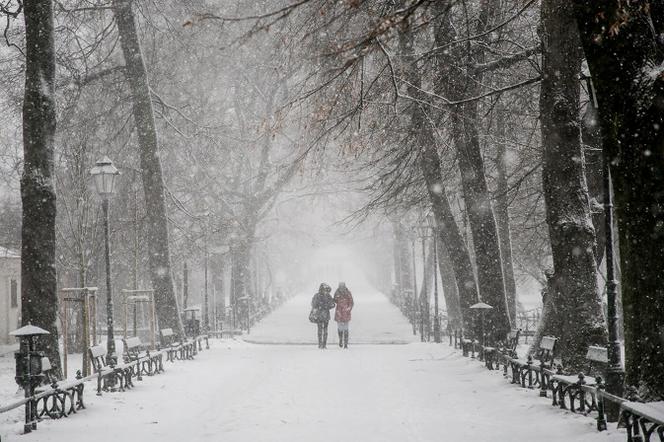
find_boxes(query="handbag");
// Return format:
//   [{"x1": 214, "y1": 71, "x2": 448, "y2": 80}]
[{"x1": 309, "y1": 308, "x2": 319, "y2": 323}]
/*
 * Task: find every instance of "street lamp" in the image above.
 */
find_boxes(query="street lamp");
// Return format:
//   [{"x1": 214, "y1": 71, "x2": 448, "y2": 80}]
[
  {"x1": 90, "y1": 156, "x2": 120, "y2": 370},
  {"x1": 11, "y1": 324, "x2": 50, "y2": 433},
  {"x1": 470, "y1": 302, "x2": 493, "y2": 359},
  {"x1": 583, "y1": 75, "x2": 624, "y2": 420}
]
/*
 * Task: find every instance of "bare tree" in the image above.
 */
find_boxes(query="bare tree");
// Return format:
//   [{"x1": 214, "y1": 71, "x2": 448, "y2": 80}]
[
  {"x1": 111, "y1": 0, "x2": 184, "y2": 336},
  {"x1": 574, "y1": 1, "x2": 664, "y2": 399},
  {"x1": 535, "y1": 0, "x2": 606, "y2": 370},
  {"x1": 19, "y1": 0, "x2": 62, "y2": 376}
]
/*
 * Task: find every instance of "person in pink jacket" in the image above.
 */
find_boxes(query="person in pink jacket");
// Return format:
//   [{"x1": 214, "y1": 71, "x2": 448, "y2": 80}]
[{"x1": 333, "y1": 282, "x2": 354, "y2": 349}]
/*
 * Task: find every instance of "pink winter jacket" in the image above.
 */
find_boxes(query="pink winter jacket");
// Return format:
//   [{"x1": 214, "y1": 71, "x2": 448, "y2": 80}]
[{"x1": 334, "y1": 288, "x2": 354, "y2": 322}]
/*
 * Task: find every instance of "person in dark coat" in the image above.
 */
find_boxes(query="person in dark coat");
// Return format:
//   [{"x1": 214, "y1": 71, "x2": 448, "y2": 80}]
[
  {"x1": 333, "y1": 282, "x2": 354, "y2": 348},
  {"x1": 311, "y1": 282, "x2": 335, "y2": 349}
]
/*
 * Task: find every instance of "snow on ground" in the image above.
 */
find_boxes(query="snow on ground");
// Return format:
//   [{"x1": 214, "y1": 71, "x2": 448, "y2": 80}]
[
  {"x1": 245, "y1": 288, "x2": 418, "y2": 345},
  {"x1": 0, "y1": 290, "x2": 625, "y2": 442}
]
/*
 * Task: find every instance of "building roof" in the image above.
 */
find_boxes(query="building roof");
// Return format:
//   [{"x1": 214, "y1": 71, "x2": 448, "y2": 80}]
[{"x1": 0, "y1": 246, "x2": 20, "y2": 259}]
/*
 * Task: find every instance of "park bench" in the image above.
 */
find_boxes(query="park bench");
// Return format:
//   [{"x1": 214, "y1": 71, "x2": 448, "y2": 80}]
[
  {"x1": 487, "y1": 329, "x2": 521, "y2": 373},
  {"x1": 122, "y1": 336, "x2": 163, "y2": 378},
  {"x1": 88, "y1": 344, "x2": 133, "y2": 394},
  {"x1": 195, "y1": 334, "x2": 210, "y2": 351},
  {"x1": 34, "y1": 357, "x2": 86, "y2": 419},
  {"x1": 482, "y1": 328, "x2": 521, "y2": 370},
  {"x1": 509, "y1": 335, "x2": 557, "y2": 392},
  {"x1": 460, "y1": 333, "x2": 477, "y2": 358},
  {"x1": 621, "y1": 400, "x2": 664, "y2": 442},
  {"x1": 547, "y1": 346, "x2": 608, "y2": 414},
  {"x1": 160, "y1": 328, "x2": 198, "y2": 361}
]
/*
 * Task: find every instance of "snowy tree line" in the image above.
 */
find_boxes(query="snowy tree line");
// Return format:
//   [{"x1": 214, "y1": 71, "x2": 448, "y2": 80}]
[{"x1": 1, "y1": 0, "x2": 663, "y2": 400}]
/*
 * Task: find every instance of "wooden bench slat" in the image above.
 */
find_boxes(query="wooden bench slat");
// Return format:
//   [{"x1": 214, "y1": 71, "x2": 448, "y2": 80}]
[
  {"x1": 89, "y1": 345, "x2": 106, "y2": 358},
  {"x1": 540, "y1": 336, "x2": 557, "y2": 351},
  {"x1": 585, "y1": 346, "x2": 608, "y2": 363}
]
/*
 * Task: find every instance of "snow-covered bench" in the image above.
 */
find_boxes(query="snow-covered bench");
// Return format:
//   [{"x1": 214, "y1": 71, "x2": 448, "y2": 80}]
[
  {"x1": 509, "y1": 336, "x2": 557, "y2": 392},
  {"x1": 621, "y1": 400, "x2": 664, "y2": 442},
  {"x1": 548, "y1": 346, "x2": 608, "y2": 413},
  {"x1": 122, "y1": 336, "x2": 163, "y2": 378},
  {"x1": 34, "y1": 357, "x2": 86, "y2": 419},
  {"x1": 89, "y1": 344, "x2": 134, "y2": 394},
  {"x1": 485, "y1": 329, "x2": 520, "y2": 372},
  {"x1": 160, "y1": 328, "x2": 208, "y2": 361}
]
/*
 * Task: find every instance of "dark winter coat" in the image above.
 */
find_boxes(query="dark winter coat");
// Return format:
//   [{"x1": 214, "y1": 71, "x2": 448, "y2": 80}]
[
  {"x1": 334, "y1": 288, "x2": 354, "y2": 322},
  {"x1": 311, "y1": 291, "x2": 335, "y2": 323}
]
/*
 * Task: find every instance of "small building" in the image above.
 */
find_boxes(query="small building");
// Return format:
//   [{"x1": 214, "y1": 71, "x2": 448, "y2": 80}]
[{"x1": 0, "y1": 246, "x2": 20, "y2": 344}]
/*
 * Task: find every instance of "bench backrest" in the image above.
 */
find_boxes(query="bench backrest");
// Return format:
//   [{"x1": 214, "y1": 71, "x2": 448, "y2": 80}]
[
  {"x1": 161, "y1": 328, "x2": 175, "y2": 346},
  {"x1": 585, "y1": 345, "x2": 608, "y2": 376},
  {"x1": 535, "y1": 336, "x2": 557, "y2": 366},
  {"x1": 89, "y1": 345, "x2": 108, "y2": 372},
  {"x1": 586, "y1": 346, "x2": 608, "y2": 363},
  {"x1": 124, "y1": 336, "x2": 142, "y2": 350},
  {"x1": 123, "y1": 336, "x2": 143, "y2": 361},
  {"x1": 40, "y1": 357, "x2": 58, "y2": 385},
  {"x1": 540, "y1": 336, "x2": 556, "y2": 351},
  {"x1": 506, "y1": 329, "x2": 521, "y2": 351}
]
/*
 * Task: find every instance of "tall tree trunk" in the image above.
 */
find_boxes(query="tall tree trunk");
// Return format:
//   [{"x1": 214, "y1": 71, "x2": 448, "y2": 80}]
[
  {"x1": 391, "y1": 219, "x2": 403, "y2": 300},
  {"x1": 21, "y1": 0, "x2": 62, "y2": 377},
  {"x1": 398, "y1": 19, "x2": 476, "y2": 333},
  {"x1": 574, "y1": 1, "x2": 664, "y2": 398},
  {"x1": 434, "y1": 1, "x2": 511, "y2": 341},
  {"x1": 538, "y1": 0, "x2": 606, "y2": 371},
  {"x1": 495, "y1": 109, "x2": 518, "y2": 322},
  {"x1": 112, "y1": 0, "x2": 184, "y2": 337},
  {"x1": 420, "y1": 144, "x2": 477, "y2": 332},
  {"x1": 437, "y1": 237, "x2": 462, "y2": 331},
  {"x1": 581, "y1": 101, "x2": 606, "y2": 265}
]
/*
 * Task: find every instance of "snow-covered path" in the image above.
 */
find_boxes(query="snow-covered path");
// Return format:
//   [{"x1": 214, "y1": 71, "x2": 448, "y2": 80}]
[
  {"x1": 245, "y1": 287, "x2": 418, "y2": 345},
  {"x1": 1, "y1": 291, "x2": 625, "y2": 441}
]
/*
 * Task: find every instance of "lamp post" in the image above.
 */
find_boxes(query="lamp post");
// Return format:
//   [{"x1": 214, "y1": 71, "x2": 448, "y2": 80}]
[
  {"x1": 11, "y1": 324, "x2": 50, "y2": 433},
  {"x1": 584, "y1": 75, "x2": 624, "y2": 419},
  {"x1": 90, "y1": 157, "x2": 120, "y2": 371}
]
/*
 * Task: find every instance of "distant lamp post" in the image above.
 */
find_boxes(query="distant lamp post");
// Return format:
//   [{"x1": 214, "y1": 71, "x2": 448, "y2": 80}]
[
  {"x1": 11, "y1": 324, "x2": 50, "y2": 433},
  {"x1": 91, "y1": 156, "x2": 120, "y2": 371},
  {"x1": 470, "y1": 302, "x2": 493, "y2": 358}
]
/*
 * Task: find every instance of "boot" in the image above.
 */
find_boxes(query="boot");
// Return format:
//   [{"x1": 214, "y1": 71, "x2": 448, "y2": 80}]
[
  {"x1": 338, "y1": 331, "x2": 344, "y2": 347},
  {"x1": 343, "y1": 331, "x2": 349, "y2": 349}
]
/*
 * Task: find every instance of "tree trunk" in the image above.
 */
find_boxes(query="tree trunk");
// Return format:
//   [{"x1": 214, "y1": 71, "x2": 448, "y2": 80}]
[
  {"x1": 574, "y1": 1, "x2": 664, "y2": 398},
  {"x1": 391, "y1": 219, "x2": 403, "y2": 300},
  {"x1": 231, "y1": 235, "x2": 254, "y2": 328},
  {"x1": 437, "y1": 237, "x2": 462, "y2": 331},
  {"x1": 436, "y1": 0, "x2": 511, "y2": 342},
  {"x1": 581, "y1": 101, "x2": 606, "y2": 266},
  {"x1": 398, "y1": 19, "x2": 476, "y2": 333},
  {"x1": 111, "y1": 0, "x2": 184, "y2": 337},
  {"x1": 495, "y1": 110, "x2": 518, "y2": 322},
  {"x1": 20, "y1": 0, "x2": 62, "y2": 377},
  {"x1": 419, "y1": 144, "x2": 477, "y2": 333},
  {"x1": 537, "y1": 0, "x2": 606, "y2": 371}
]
